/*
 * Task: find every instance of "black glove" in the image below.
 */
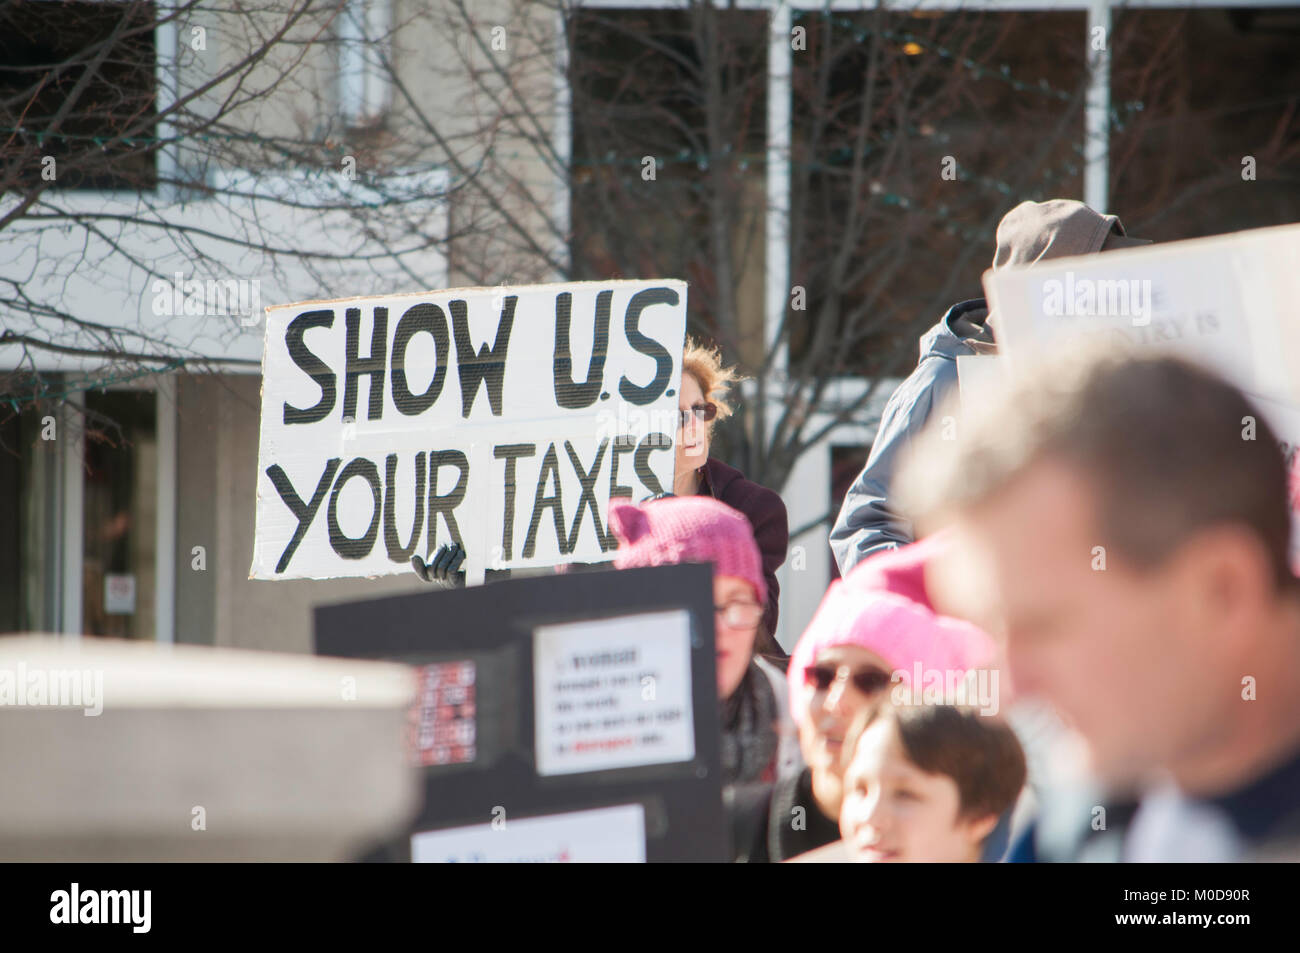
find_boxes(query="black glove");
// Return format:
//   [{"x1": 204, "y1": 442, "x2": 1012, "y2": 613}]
[{"x1": 411, "y1": 543, "x2": 466, "y2": 589}]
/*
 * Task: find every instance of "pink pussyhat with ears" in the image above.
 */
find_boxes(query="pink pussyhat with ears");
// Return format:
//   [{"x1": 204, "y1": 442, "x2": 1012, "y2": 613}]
[
  {"x1": 787, "y1": 574, "x2": 996, "y2": 720},
  {"x1": 608, "y1": 496, "x2": 766, "y2": 605},
  {"x1": 838, "y1": 530, "x2": 953, "y2": 611}
]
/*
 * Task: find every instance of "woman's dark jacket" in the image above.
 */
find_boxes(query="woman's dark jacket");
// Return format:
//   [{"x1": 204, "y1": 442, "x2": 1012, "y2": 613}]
[{"x1": 698, "y1": 457, "x2": 789, "y2": 658}]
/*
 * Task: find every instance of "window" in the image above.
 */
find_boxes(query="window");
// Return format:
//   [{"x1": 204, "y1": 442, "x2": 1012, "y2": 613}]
[
  {"x1": 0, "y1": 0, "x2": 158, "y2": 191},
  {"x1": 829, "y1": 443, "x2": 870, "y2": 581},
  {"x1": 789, "y1": 8, "x2": 1087, "y2": 378},
  {"x1": 1109, "y1": 7, "x2": 1300, "y2": 240},
  {"x1": 338, "y1": 0, "x2": 392, "y2": 128},
  {"x1": 0, "y1": 391, "x2": 60, "y2": 631},
  {"x1": 568, "y1": 7, "x2": 768, "y2": 367}
]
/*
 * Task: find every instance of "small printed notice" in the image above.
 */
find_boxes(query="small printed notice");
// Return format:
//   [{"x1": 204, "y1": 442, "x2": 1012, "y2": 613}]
[
  {"x1": 533, "y1": 609, "x2": 695, "y2": 777},
  {"x1": 104, "y1": 574, "x2": 136, "y2": 615},
  {"x1": 411, "y1": 803, "x2": 646, "y2": 863},
  {"x1": 408, "y1": 661, "x2": 476, "y2": 767}
]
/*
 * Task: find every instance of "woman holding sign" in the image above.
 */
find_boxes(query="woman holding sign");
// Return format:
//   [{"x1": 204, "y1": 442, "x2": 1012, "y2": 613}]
[
  {"x1": 415, "y1": 338, "x2": 792, "y2": 665},
  {"x1": 675, "y1": 339, "x2": 790, "y2": 665}
]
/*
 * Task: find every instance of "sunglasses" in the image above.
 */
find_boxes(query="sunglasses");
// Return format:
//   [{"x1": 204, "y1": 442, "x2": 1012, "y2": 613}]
[
  {"x1": 803, "y1": 664, "x2": 892, "y2": 696},
  {"x1": 678, "y1": 402, "x2": 718, "y2": 429}
]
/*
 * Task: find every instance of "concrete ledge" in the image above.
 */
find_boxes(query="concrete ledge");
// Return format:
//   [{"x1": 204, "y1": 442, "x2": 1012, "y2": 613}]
[{"x1": 0, "y1": 635, "x2": 419, "y2": 862}]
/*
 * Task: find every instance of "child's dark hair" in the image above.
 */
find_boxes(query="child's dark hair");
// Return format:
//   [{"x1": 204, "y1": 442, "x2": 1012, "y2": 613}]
[{"x1": 844, "y1": 702, "x2": 1027, "y2": 824}]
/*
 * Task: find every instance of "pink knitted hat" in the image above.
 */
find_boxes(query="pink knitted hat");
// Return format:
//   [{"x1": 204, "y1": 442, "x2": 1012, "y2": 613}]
[
  {"x1": 787, "y1": 558, "x2": 996, "y2": 719},
  {"x1": 609, "y1": 496, "x2": 766, "y2": 605},
  {"x1": 839, "y1": 531, "x2": 952, "y2": 611}
]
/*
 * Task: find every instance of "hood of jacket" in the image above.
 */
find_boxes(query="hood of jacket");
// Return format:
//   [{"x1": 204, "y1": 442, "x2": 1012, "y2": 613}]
[
  {"x1": 992, "y1": 198, "x2": 1147, "y2": 269},
  {"x1": 915, "y1": 199, "x2": 1148, "y2": 369}
]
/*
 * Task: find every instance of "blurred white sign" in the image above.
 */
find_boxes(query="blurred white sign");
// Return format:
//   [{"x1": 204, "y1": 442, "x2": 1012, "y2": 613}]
[
  {"x1": 983, "y1": 222, "x2": 1300, "y2": 404},
  {"x1": 411, "y1": 803, "x2": 646, "y2": 863},
  {"x1": 956, "y1": 354, "x2": 1006, "y2": 409}
]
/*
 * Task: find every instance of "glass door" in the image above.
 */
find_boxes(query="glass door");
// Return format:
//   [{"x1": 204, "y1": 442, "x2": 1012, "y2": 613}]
[{"x1": 81, "y1": 390, "x2": 158, "y2": 639}]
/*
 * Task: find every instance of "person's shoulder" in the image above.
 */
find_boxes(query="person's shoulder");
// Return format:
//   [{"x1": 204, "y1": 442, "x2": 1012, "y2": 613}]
[
  {"x1": 894, "y1": 347, "x2": 961, "y2": 407},
  {"x1": 708, "y1": 459, "x2": 786, "y2": 514},
  {"x1": 704, "y1": 456, "x2": 745, "y2": 493}
]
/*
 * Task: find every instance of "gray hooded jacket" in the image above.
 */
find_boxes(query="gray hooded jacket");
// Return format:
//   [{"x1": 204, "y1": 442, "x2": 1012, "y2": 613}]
[
  {"x1": 829, "y1": 299, "x2": 991, "y2": 572},
  {"x1": 829, "y1": 199, "x2": 1146, "y2": 574}
]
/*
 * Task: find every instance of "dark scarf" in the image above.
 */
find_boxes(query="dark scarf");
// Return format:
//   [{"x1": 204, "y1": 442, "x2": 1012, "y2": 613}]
[{"x1": 720, "y1": 662, "x2": 779, "y2": 786}]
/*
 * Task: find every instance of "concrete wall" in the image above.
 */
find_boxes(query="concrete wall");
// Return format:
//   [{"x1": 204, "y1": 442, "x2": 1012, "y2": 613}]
[{"x1": 176, "y1": 374, "x2": 432, "y2": 654}]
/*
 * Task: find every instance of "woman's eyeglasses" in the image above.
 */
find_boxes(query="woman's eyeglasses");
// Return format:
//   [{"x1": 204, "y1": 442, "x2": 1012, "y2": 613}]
[
  {"x1": 715, "y1": 599, "x2": 763, "y2": 629},
  {"x1": 803, "y1": 663, "x2": 892, "y2": 696},
  {"x1": 678, "y1": 402, "x2": 718, "y2": 429}
]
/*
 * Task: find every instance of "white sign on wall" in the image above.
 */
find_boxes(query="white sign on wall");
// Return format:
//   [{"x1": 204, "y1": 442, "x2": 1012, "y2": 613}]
[{"x1": 250, "y1": 280, "x2": 688, "y2": 580}]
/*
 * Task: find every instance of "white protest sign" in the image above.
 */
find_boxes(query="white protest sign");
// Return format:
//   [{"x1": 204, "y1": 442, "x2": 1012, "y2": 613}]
[
  {"x1": 983, "y1": 222, "x2": 1300, "y2": 405},
  {"x1": 250, "y1": 280, "x2": 688, "y2": 580},
  {"x1": 532, "y1": 609, "x2": 695, "y2": 777},
  {"x1": 410, "y1": 803, "x2": 646, "y2": 863}
]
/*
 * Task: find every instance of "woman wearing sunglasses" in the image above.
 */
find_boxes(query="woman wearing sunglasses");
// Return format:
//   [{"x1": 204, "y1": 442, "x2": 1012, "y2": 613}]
[
  {"x1": 609, "y1": 495, "x2": 801, "y2": 788},
  {"x1": 675, "y1": 339, "x2": 790, "y2": 665},
  {"x1": 727, "y1": 559, "x2": 996, "y2": 862}
]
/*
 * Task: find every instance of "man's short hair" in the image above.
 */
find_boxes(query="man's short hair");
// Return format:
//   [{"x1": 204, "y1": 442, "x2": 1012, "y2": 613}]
[{"x1": 900, "y1": 349, "x2": 1296, "y2": 592}]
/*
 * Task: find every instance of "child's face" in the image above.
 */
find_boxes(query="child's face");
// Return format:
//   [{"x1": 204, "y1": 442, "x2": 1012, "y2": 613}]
[{"x1": 839, "y1": 718, "x2": 994, "y2": 863}]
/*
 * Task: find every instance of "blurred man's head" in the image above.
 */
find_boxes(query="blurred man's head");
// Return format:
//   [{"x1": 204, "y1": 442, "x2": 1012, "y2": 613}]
[{"x1": 901, "y1": 351, "x2": 1298, "y2": 788}]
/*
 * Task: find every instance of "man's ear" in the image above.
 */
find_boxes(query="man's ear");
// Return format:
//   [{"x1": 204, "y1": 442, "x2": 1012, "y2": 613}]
[{"x1": 1173, "y1": 524, "x2": 1274, "y2": 647}]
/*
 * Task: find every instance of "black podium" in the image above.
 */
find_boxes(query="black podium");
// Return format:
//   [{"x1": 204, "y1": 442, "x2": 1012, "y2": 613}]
[{"x1": 315, "y1": 562, "x2": 725, "y2": 862}]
